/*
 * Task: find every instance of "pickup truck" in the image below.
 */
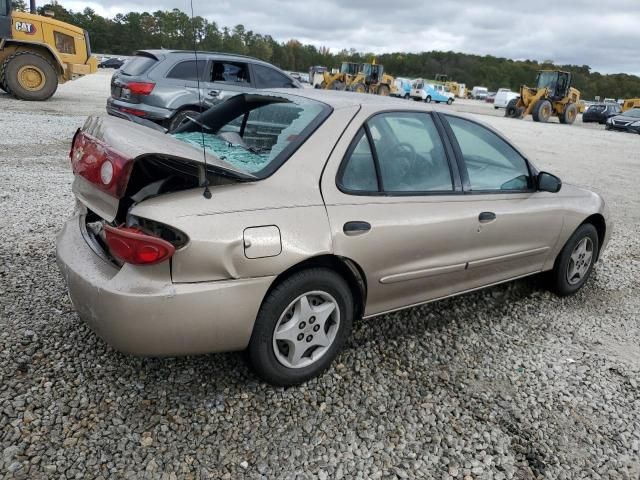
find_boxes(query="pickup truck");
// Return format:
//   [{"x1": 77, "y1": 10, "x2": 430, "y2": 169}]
[{"x1": 494, "y1": 88, "x2": 520, "y2": 109}]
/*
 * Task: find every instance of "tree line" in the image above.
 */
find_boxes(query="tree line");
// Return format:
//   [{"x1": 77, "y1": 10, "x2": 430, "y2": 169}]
[{"x1": 13, "y1": 1, "x2": 640, "y2": 99}]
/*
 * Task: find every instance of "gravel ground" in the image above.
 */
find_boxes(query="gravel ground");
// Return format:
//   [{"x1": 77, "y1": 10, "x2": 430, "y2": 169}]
[{"x1": 1, "y1": 71, "x2": 639, "y2": 479}]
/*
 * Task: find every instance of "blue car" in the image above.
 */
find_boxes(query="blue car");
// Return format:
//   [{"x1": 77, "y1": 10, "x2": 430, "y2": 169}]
[{"x1": 410, "y1": 81, "x2": 455, "y2": 104}]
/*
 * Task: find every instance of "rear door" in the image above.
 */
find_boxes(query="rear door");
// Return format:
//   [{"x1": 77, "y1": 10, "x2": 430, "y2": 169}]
[
  {"x1": 440, "y1": 114, "x2": 564, "y2": 291},
  {"x1": 207, "y1": 60, "x2": 253, "y2": 105},
  {"x1": 0, "y1": 0, "x2": 11, "y2": 40},
  {"x1": 321, "y1": 109, "x2": 476, "y2": 317}
]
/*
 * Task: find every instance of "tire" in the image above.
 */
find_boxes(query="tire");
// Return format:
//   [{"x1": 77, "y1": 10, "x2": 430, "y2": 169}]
[
  {"x1": 532, "y1": 99, "x2": 552, "y2": 123},
  {"x1": 352, "y1": 82, "x2": 366, "y2": 94},
  {"x1": 248, "y1": 268, "x2": 354, "y2": 386},
  {"x1": 494, "y1": 106, "x2": 499, "y2": 109},
  {"x1": 4, "y1": 52, "x2": 58, "y2": 101},
  {"x1": 550, "y1": 224, "x2": 599, "y2": 296},
  {"x1": 425, "y1": 95, "x2": 432, "y2": 103},
  {"x1": 377, "y1": 84, "x2": 390, "y2": 96},
  {"x1": 0, "y1": 58, "x2": 12, "y2": 94},
  {"x1": 505, "y1": 98, "x2": 519, "y2": 118},
  {"x1": 559, "y1": 103, "x2": 578, "y2": 125},
  {"x1": 404, "y1": 93, "x2": 410, "y2": 100},
  {"x1": 168, "y1": 109, "x2": 200, "y2": 132},
  {"x1": 447, "y1": 98, "x2": 453, "y2": 105}
]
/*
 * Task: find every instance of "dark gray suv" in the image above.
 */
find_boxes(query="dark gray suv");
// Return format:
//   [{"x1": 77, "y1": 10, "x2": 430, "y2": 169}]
[{"x1": 107, "y1": 50, "x2": 302, "y2": 130}]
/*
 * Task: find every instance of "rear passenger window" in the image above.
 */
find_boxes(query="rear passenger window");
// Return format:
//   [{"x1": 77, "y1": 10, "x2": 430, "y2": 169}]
[
  {"x1": 211, "y1": 62, "x2": 250, "y2": 84},
  {"x1": 253, "y1": 64, "x2": 293, "y2": 89},
  {"x1": 340, "y1": 129, "x2": 378, "y2": 192},
  {"x1": 166, "y1": 60, "x2": 207, "y2": 81}
]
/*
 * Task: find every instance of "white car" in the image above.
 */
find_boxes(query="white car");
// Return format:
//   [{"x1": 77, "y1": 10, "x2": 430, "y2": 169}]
[
  {"x1": 471, "y1": 86, "x2": 488, "y2": 100},
  {"x1": 494, "y1": 88, "x2": 520, "y2": 109}
]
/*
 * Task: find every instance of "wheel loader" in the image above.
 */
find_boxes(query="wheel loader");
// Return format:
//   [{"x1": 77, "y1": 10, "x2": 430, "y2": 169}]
[
  {"x1": 0, "y1": 0, "x2": 97, "y2": 100},
  {"x1": 349, "y1": 62, "x2": 396, "y2": 96},
  {"x1": 319, "y1": 62, "x2": 360, "y2": 90},
  {"x1": 505, "y1": 70, "x2": 581, "y2": 124}
]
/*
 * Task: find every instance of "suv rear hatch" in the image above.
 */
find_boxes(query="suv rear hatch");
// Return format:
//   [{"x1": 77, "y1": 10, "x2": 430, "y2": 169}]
[{"x1": 111, "y1": 51, "x2": 159, "y2": 104}]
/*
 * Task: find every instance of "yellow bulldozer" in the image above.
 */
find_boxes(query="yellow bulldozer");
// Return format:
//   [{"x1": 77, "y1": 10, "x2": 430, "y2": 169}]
[
  {"x1": 319, "y1": 61, "x2": 360, "y2": 90},
  {"x1": 349, "y1": 62, "x2": 396, "y2": 96},
  {"x1": 0, "y1": 0, "x2": 97, "y2": 100},
  {"x1": 505, "y1": 70, "x2": 581, "y2": 124}
]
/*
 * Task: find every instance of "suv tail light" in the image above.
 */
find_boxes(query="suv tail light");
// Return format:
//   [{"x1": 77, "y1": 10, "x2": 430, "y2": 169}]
[
  {"x1": 104, "y1": 225, "x2": 175, "y2": 265},
  {"x1": 70, "y1": 129, "x2": 134, "y2": 199},
  {"x1": 126, "y1": 81, "x2": 155, "y2": 95}
]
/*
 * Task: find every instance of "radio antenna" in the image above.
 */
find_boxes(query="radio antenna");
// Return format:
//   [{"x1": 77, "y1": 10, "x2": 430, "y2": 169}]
[{"x1": 189, "y1": 0, "x2": 212, "y2": 199}]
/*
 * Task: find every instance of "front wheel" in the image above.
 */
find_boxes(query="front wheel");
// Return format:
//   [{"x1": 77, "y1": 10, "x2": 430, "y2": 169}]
[
  {"x1": 248, "y1": 268, "x2": 354, "y2": 386},
  {"x1": 425, "y1": 95, "x2": 432, "y2": 103},
  {"x1": 550, "y1": 224, "x2": 599, "y2": 296}
]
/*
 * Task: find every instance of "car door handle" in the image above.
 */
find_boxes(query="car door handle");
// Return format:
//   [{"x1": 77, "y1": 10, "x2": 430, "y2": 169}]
[
  {"x1": 343, "y1": 221, "x2": 371, "y2": 236},
  {"x1": 478, "y1": 212, "x2": 496, "y2": 223},
  {"x1": 208, "y1": 90, "x2": 220, "y2": 97}
]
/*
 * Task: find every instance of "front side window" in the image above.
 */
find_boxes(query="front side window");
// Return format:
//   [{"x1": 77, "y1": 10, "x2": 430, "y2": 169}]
[
  {"x1": 172, "y1": 94, "x2": 329, "y2": 177},
  {"x1": 166, "y1": 60, "x2": 206, "y2": 81},
  {"x1": 211, "y1": 61, "x2": 250, "y2": 84},
  {"x1": 252, "y1": 64, "x2": 293, "y2": 89},
  {"x1": 54, "y1": 31, "x2": 75, "y2": 54},
  {"x1": 339, "y1": 112, "x2": 453, "y2": 194},
  {"x1": 446, "y1": 115, "x2": 531, "y2": 191},
  {"x1": 368, "y1": 113, "x2": 453, "y2": 192}
]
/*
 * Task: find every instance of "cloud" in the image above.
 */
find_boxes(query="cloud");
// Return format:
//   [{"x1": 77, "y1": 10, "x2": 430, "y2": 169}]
[{"x1": 63, "y1": 0, "x2": 640, "y2": 75}]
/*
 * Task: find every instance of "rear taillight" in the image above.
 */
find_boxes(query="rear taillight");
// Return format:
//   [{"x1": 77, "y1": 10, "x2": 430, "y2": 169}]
[
  {"x1": 104, "y1": 225, "x2": 175, "y2": 265},
  {"x1": 126, "y1": 82, "x2": 155, "y2": 95},
  {"x1": 70, "y1": 131, "x2": 133, "y2": 198}
]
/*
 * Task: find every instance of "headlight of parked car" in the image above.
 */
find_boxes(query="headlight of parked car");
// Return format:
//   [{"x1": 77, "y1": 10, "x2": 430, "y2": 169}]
[{"x1": 630, "y1": 121, "x2": 640, "y2": 127}]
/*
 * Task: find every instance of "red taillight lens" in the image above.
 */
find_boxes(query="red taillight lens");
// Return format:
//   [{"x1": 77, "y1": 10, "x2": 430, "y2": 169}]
[
  {"x1": 70, "y1": 131, "x2": 133, "y2": 198},
  {"x1": 118, "y1": 106, "x2": 147, "y2": 117},
  {"x1": 104, "y1": 225, "x2": 175, "y2": 265},
  {"x1": 126, "y1": 82, "x2": 155, "y2": 95}
]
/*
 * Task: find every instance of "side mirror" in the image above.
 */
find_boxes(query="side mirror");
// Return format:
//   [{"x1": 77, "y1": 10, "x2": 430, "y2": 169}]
[{"x1": 537, "y1": 171, "x2": 562, "y2": 193}]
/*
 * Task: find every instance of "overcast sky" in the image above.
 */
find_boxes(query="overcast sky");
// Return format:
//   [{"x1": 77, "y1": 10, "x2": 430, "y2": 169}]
[{"x1": 64, "y1": 0, "x2": 640, "y2": 75}]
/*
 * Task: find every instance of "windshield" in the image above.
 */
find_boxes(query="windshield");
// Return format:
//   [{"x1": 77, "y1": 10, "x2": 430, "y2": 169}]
[
  {"x1": 536, "y1": 71, "x2": 559, "y2": 90},
  {"x1": 172, "y1": 94, "x2": 331, "y2": 178},
  {"x1": 624, "y1": 108, "x2": 640, "y2": 118}
]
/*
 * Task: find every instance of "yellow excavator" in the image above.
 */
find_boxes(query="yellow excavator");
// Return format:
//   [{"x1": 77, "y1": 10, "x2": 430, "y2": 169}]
[
  {"x1": 349, "y1": 62, "x2": 396, "y2": 96},
  {"x1": 319, "y1": 61, "x2": 360, "y2": 90},
  {"x1": 0, "y1": 0, "x2": 97, "y2": 100},
  {"x1": 505, "y1": 70, "x2": 581, "y2": 124}
]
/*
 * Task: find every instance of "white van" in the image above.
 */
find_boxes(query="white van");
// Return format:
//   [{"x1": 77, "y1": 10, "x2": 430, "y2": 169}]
[{"x1": 471, "y1": 86, "x2": 488, "y2": 100}]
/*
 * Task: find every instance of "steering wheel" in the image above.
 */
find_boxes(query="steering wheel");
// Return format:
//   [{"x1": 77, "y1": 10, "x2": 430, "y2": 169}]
[{"x1": 389, "y1": 142, "x2": 417, "y2": 177}]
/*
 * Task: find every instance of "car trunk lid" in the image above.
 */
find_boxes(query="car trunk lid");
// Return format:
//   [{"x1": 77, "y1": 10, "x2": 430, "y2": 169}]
[{"x1": 71, "y1": 115, "x2": 254, "y2": 223}]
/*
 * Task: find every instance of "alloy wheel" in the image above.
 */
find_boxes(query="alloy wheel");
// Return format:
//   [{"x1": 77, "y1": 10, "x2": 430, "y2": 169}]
[{"x1": 566, "y1": 237, "x2": 594, "y2": 285}]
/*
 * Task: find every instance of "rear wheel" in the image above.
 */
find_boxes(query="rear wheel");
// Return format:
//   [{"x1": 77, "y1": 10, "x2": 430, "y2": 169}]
[
  {"x1": 352, "y1": 82, "x2": 366, "y2": 94},
  {"x1": 4, "y1": 52, "x2": 58, "y2": 101},
  {"x1": 532, "y1": 99, "x2": 552, "y2": 122},
  {"x1": 447, "y1": 98, "x2": 453, "y2": 105},
  {"x1": 377, "y1": 84, "x2": 390, "y2": 96},
  {"x1": 168, "y1": 109, "x2": 200, "y2": 132},
  {"x1": 559, "y1": 103, "x2": 578, "y2": 124},
  {"x1": 505, "y1": 98, "x2": 519, "y2": 117},
  {"x1": 550, "y1": 224, "x2": 599, "y2": 296},
  {"x1": 248, "y1": 268, "x2": 354, "y2": 386}
]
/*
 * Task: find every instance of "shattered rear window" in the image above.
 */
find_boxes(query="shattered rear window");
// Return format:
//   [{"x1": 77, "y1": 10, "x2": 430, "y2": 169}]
[{"x1": 172, "y1": 97, "x2": 329, "y2": 176}]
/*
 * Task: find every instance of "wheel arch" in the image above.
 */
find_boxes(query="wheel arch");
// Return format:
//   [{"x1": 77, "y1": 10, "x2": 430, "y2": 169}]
[
  {"x1": 2, "y1": 41, "x2": 64, "y2": 74},
  {"x1": 580, "y1": 213, "x2": 606, "y2": 261},
  {"x1": 264, "y1": 254, "x2": 367, "y2": 320}
]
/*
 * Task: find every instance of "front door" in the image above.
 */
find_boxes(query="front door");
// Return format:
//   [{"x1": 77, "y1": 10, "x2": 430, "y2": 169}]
[
  {"x1": 0, "y1": 0, "x2": 11, "y2": 40},
  {"x1": 321, "y1": 110, "x2": 475, "y2": 317},
  {"x1": 441, "y1": 114, "x2": 564, "y2": 291}
]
